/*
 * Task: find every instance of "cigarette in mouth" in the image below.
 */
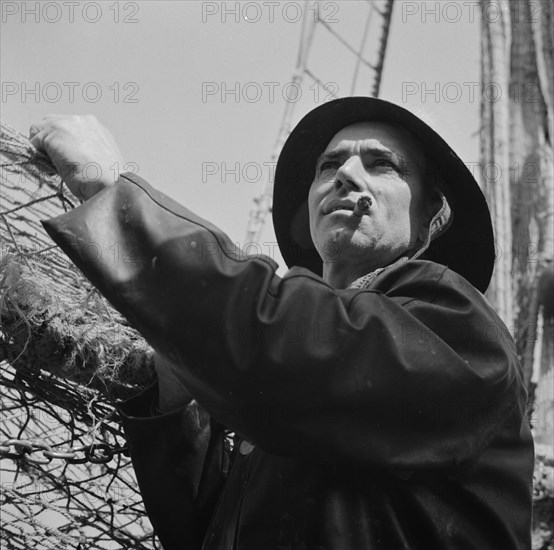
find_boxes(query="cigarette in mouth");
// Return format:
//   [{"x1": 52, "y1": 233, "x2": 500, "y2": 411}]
[{"x1": 353, "y1": 196, "x2": 373, "y2": 217}]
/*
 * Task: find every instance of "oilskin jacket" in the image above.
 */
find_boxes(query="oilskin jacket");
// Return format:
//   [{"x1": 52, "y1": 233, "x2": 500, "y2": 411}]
[{"x1": 42, "y1": 172, "x2": 534, "y2": 550}]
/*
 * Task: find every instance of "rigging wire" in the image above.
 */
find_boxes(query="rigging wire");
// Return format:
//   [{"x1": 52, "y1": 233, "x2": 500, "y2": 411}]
[{"x1": 350, "y1": 3, "x2": 376, "y2": 95}]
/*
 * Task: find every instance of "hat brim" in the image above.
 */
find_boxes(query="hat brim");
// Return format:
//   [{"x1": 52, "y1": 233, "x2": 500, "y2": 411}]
[{"x1": 272, "y1": 97, "x2": 494, "y2": 293}]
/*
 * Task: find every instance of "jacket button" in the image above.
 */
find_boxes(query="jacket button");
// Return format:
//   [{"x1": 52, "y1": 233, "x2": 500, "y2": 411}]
[{"x1": 239, "y1": 440, "x2": 255, "y2": 455}]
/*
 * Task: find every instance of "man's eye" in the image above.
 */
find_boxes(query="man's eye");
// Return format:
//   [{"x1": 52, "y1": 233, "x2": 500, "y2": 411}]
[
  {"x1": 319, "y1": 161, "x2": 339, "y2": 173},
  {"x1": 370, "y1": 159, "x2": 404, "y2": 174},
  {"x1": 372, "y1": 159, "x2": 396, "y2": 169}
]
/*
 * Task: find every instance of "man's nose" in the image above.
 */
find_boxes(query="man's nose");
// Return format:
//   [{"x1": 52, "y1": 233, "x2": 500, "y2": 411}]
[{"x1": 334, "y1": 156, "x2": 364, "y2": 192}]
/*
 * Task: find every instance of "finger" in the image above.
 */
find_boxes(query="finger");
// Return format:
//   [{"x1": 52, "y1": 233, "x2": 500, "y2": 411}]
[
  {"x1": 29, "y1": 129, "x2": 48, "y2": 152},
  {"x1": 28, "y1": 115, "x2": 66, "y2": 140},
  {"x1": 29, "y1": 123, "x2": 43, "y2": 141}
]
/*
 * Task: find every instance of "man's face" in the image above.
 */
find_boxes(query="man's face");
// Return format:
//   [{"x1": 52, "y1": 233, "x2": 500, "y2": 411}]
[{"x1": 308, "y1": 121, "x2": 434, "y2": 269}]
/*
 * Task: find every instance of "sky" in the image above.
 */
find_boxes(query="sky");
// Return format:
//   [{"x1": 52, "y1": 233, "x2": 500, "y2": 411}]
[{"x1": 1, "y1": 0, "x2": 482, "y2": 270}]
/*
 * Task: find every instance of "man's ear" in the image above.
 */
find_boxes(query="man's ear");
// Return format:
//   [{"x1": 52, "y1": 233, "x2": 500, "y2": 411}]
[
  {"x1": 417, "y1": 188, "x2": 443, "y2": 243},
  {"x1": 427, "y1": 188, "x2": 444, "y2": 218},
  {"x1": 426, "y1": 189, "x2": 444, "y2": 224}
]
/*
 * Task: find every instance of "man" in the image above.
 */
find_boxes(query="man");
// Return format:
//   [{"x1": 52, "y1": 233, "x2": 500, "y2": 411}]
[{"x1": 34, "y1": 97, "x2": 533, "y2": 549}]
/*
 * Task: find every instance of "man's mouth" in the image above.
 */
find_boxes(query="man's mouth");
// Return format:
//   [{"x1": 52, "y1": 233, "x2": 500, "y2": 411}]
[
  {"x1": 324, "y1": 201, "x2": 355, "y2": 215},
  {"x1": 328, "y1": 206, "x2": 353, "y2": 214}
]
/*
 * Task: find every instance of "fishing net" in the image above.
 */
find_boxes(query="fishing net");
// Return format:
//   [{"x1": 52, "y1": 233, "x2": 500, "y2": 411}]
[{"x1": 0, "y1": 123, "x2": 158, "y2": 549}]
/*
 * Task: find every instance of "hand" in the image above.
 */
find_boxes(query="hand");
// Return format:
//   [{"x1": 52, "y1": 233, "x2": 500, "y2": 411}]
[{"x1": 29, "y1": 114, "x2": 125, "y2": 201}]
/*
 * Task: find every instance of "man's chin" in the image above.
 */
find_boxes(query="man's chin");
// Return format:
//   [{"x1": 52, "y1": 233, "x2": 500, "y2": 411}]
[{"x1": 317, "y1": 233, "x2": 377, "y2": 263}]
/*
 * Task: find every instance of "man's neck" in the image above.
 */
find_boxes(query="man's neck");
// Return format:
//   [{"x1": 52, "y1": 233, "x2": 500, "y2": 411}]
[
  {"x1": 322, "y1": 261, "x2": 380, "y2": 289},
  {"x1": 322, "y1": 251, "x2": 411, "y2": 289}
]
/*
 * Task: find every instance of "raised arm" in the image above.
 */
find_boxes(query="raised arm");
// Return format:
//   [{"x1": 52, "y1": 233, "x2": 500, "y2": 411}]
[{"x1": 42, "y1": 172, "x2": 527, "y2": 470}]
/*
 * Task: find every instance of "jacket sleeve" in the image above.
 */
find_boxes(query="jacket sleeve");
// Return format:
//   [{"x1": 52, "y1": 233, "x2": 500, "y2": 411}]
[
  {"x1": 42, "y1": 172, "x2": 526, "y2": 469},
  {"x1": 118, "y1": 383, "x2": 227, "y2": 550}
]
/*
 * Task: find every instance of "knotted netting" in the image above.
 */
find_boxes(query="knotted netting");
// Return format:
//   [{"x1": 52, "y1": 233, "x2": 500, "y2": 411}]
[{"x1": 0, "y1": 123, "x2": 158, "y2": 549}]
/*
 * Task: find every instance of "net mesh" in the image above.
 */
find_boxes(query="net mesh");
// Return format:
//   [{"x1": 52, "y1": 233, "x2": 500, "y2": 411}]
[{"x1": 0, "y1": 123, "x2": 158, "y2": 549}]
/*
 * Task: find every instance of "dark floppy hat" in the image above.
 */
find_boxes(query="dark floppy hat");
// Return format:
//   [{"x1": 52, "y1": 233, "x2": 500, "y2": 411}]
[{"x1": 272, "y1": 97, "x2": 495, "y2": 293}]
